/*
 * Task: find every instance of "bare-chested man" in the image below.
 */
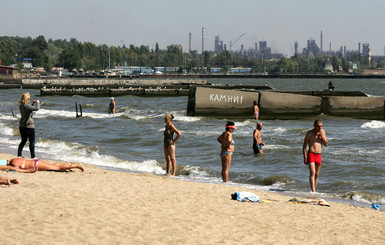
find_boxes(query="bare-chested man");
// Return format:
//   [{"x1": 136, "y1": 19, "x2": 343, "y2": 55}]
[
  {"x1": 303, "y1": 120, "x2": 328, "y2": 192},
  {"x1": 253, "y1": 122, "x2": 265, "y2": 154}
]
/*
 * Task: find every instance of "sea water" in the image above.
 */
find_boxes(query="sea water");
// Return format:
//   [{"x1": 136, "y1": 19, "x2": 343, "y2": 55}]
[{"x1": 0, "y1": 78, "x2": 384, "y2": 206}]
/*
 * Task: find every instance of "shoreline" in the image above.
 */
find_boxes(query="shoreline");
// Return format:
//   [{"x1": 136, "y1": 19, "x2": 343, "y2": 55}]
[
  {"x1": 1, "y1": 152, "x2": 385, "y2": 244},
  {"x1": 3, "y1": 73, "x2": 385, "y2": 82},
  {"x1": 111, "y1": 165, "x2": 380, "y2": 211},
  {"x1": 1, "y1": 142, "x2": 381, "y2": 212}
]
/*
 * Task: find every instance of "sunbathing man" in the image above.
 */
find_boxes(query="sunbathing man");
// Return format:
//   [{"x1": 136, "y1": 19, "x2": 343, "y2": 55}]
[{"x1": 1, "y1": 158, "x2": 84, "y2": 173}]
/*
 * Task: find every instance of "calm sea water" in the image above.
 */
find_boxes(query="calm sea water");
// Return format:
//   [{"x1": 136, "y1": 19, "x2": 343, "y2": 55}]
[{"x1": 0, "y1": 78, "x2": 384, "y2": 207}]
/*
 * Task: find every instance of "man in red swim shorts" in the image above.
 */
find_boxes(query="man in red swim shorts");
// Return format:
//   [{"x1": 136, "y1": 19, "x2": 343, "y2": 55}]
[
  {"x1": 303, "y1": 120, "x2": 328, "y2": 192},
  {"x1": 307, "y1": 152, "x2": 322, "y2": 165}
]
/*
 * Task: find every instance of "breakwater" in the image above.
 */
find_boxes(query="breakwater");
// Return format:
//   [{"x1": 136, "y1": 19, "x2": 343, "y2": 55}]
[
  {"x1": 187, "y1": 87, "x2": 385, "y2": 120},
  {"x1": 0, "y1": 78, "x2": 271, "y2": 96}
]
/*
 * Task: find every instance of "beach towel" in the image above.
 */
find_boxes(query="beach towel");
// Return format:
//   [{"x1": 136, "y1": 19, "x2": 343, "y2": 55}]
[
  {"x1": 0, "y1": 160, "x2": 7, "y2": 166},
  {"x1": 231, "y1": 192, "x2": 260, "y2": 202}
]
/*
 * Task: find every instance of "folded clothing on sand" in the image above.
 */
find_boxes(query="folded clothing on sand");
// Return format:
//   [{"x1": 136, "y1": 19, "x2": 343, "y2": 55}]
[{"x1": 231, "y1": 192, "x2": 260, "y2": 202}]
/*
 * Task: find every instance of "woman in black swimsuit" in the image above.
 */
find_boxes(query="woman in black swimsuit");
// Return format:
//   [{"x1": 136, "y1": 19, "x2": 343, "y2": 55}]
[
  {"x1": 163, "y1": 114, "x2": 182, "y2": 176},
  {"x1": 108, "y1": 97, "x2": 115, "y2": 114}
]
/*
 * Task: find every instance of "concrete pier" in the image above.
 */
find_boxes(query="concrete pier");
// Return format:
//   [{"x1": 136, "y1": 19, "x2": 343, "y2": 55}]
[
  {"x1": 187, "y1": 87, "x2": 385, "y2": 120},
  {"x1": 323, "y1": 96, "x2": 384, "y2": 119},
  {"x1": 258, "y1": 91, "x2": 322, "y2": 119},
  {"x1": 187, "y1": 87, "x2": 259, "y2": 117}
]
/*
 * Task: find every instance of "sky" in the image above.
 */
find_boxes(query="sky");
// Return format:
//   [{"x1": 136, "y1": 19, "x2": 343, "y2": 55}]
[{"x1": 2, "y1": 0, "x2": 385, "y2": 56}]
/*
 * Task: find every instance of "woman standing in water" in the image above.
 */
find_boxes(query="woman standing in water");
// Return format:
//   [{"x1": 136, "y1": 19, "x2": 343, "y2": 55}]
[
  {"x1": 17, "y1": 92, "x2": 40, "y2": 158},
  {"x1": 253, "y1": 101, "x2": 259, "y2": 120},
  {"x1": 217, "y1": 121, "x2": 236, "y2": 183},
  {"x1": 163, "y1": 114, "x2": 181, "y2": 176}
]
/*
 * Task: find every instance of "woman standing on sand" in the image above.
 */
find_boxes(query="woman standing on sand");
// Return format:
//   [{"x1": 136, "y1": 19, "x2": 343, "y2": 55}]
[
  {"x1": 217, "y1": 121, "x2": 237, "y2": 183},
  {"x1": 17, "y1": 92, "x2": 40, "y2": 158},
  {"x1": 163, "y1": 114, "x2": 181, "y2": 176}
]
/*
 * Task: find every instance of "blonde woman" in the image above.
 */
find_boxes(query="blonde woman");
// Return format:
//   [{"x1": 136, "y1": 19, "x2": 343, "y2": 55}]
[
  {"x1": 17, "y1": 92, "x2": 40, "y2": 158},
  {"x1": 163, "y1": 114, "x2": 181, "y2": 176}
]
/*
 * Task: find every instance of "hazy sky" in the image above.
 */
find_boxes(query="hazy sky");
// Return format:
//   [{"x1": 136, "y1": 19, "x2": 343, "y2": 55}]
[{"x1": 2, "y1": 0, "x2": 385, "y2": 56}]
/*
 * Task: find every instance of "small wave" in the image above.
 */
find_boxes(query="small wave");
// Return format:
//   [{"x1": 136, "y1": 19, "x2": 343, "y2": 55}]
[
  {"x1": 175, "y1": 164, "x2": 209, "y2": 177},
  {"x1": 40, "y1": 102, "x2": 60, "y2": 107},
  {"x1": 0, "y1": 114, "x2": 18, "y2": 120},
  {"x1": 37, "y1": 108, "x2": 116, "y2": 119},
  {"x1": 361, "y1": 120, "x2": 385, "y2": 129},
  {"x1": 272, "y1": 127, "x2": 286, "y2": 133},
  {"x1": 37, "y1": 138, "x2": 165, "y2": 174},
  {"x1": 340, "y1": 191, "x2": 385, "y2": 205},
  {"x1": 0, "y1": 122, "x2": 15, "y2": 136},
  {"x1": 231, "y1": 172, "x2": 295, "y2": 187},
  {"x1": 263, "y1": 144, "x2": 291, "y2": 150},
  {"x1": 36, "y1": 109, "x2": 78, "y2": 118},
  {"x1": 330, "y1": 180, "x2": 353, "y2": 187},
  {"x1": 174, "y1": 115, "x2": 202, "y2": 122},
  {"x1": 81, "y1": 103, "x2": 97, "y2": 108},
  {"x1": 292, "y1": 128, "x2": 308, "y2": 133},
  {"x1": 112, "y1": 159, "x2": 164, "y2": 174},
  {"x1": 157, "y1": 110, "x2": 201, "y2": 122},
  {"x1": 119, "y1": 114, "x2": 148, "y2": 120},
  {"x1": 233, "y1": 120, "x2": 255, "y2": 127},
  {"x1": 118, "y1": 108, "x2": 166, "y2": 121},
  {"x1": 262, "y1": 175, "x2": 295, "y2": 185}
]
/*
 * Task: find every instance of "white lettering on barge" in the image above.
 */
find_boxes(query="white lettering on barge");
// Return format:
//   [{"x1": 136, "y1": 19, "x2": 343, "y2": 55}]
[{"x1": 209, "y1": 93, "x2": 244, "y2": 104}]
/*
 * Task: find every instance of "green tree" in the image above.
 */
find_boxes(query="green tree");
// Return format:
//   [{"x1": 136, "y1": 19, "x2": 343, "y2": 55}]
[
  {"x1": 0, "y1": 37, "x2": 19, "y2": 65},
  {"x1": 155, "y1": 42, "x2": 160, "y2": 53},
  {"x1": 58, "y1": 47, "x2": 81, "y2": 70},
  {"x1": 203, "y1": 51, "x2": 210, "y2": 67}
]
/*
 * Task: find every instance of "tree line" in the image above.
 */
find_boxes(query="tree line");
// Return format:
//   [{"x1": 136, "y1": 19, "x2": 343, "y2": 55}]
[{"x1": 0, "y1": 35, "x2": 384, "y2": 74}]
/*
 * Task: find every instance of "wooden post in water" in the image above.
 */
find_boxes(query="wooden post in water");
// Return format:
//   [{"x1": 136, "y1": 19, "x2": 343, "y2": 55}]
[
  {"x1": 79, "y1": 104, "x2": 83, "y2": 117},
  {"x1": 11, "y1": 109, "x2": 16, "y2": 118},
  {"x1": 75, "y1": 102, "x2": 82, "y2": 118}
]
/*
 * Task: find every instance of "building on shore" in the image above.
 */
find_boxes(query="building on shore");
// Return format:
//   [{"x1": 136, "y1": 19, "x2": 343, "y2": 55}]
[{"x1": 0, "y1": 65, "x2": 18, "y2": 79}]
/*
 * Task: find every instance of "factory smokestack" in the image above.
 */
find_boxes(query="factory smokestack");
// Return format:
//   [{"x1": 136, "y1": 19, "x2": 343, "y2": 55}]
[
  {"x1": 189, "y1": 32, "x2": 192, "y2": 53},
  {"x1": 202, "y1": 27, "x2": 205, "y2": 54}
]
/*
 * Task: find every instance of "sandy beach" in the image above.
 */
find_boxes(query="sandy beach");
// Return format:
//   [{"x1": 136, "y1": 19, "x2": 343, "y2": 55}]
[{"x1": 1, "y1": 152, "x2": 384, "y2": 244}]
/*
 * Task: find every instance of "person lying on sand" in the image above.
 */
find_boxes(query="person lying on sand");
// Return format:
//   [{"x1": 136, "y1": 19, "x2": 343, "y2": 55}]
[
  {"x1": 0, "y1": 176, "x2": 21, "y2": 187},
  {"x1": 0, "y1": 158, "x2": 84, "y2": 173}
]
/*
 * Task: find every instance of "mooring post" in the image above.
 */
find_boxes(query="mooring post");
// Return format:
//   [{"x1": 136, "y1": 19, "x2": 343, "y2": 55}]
[
  {"x1": 75, "y1": 102, "x2": 82, "y2": 118},
  {"x1": 79, "y1": 104, "x2": 83, "y2": 117},
  {"x1": 75, "y1": 102, "x2": 79, "y2": 117}
]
